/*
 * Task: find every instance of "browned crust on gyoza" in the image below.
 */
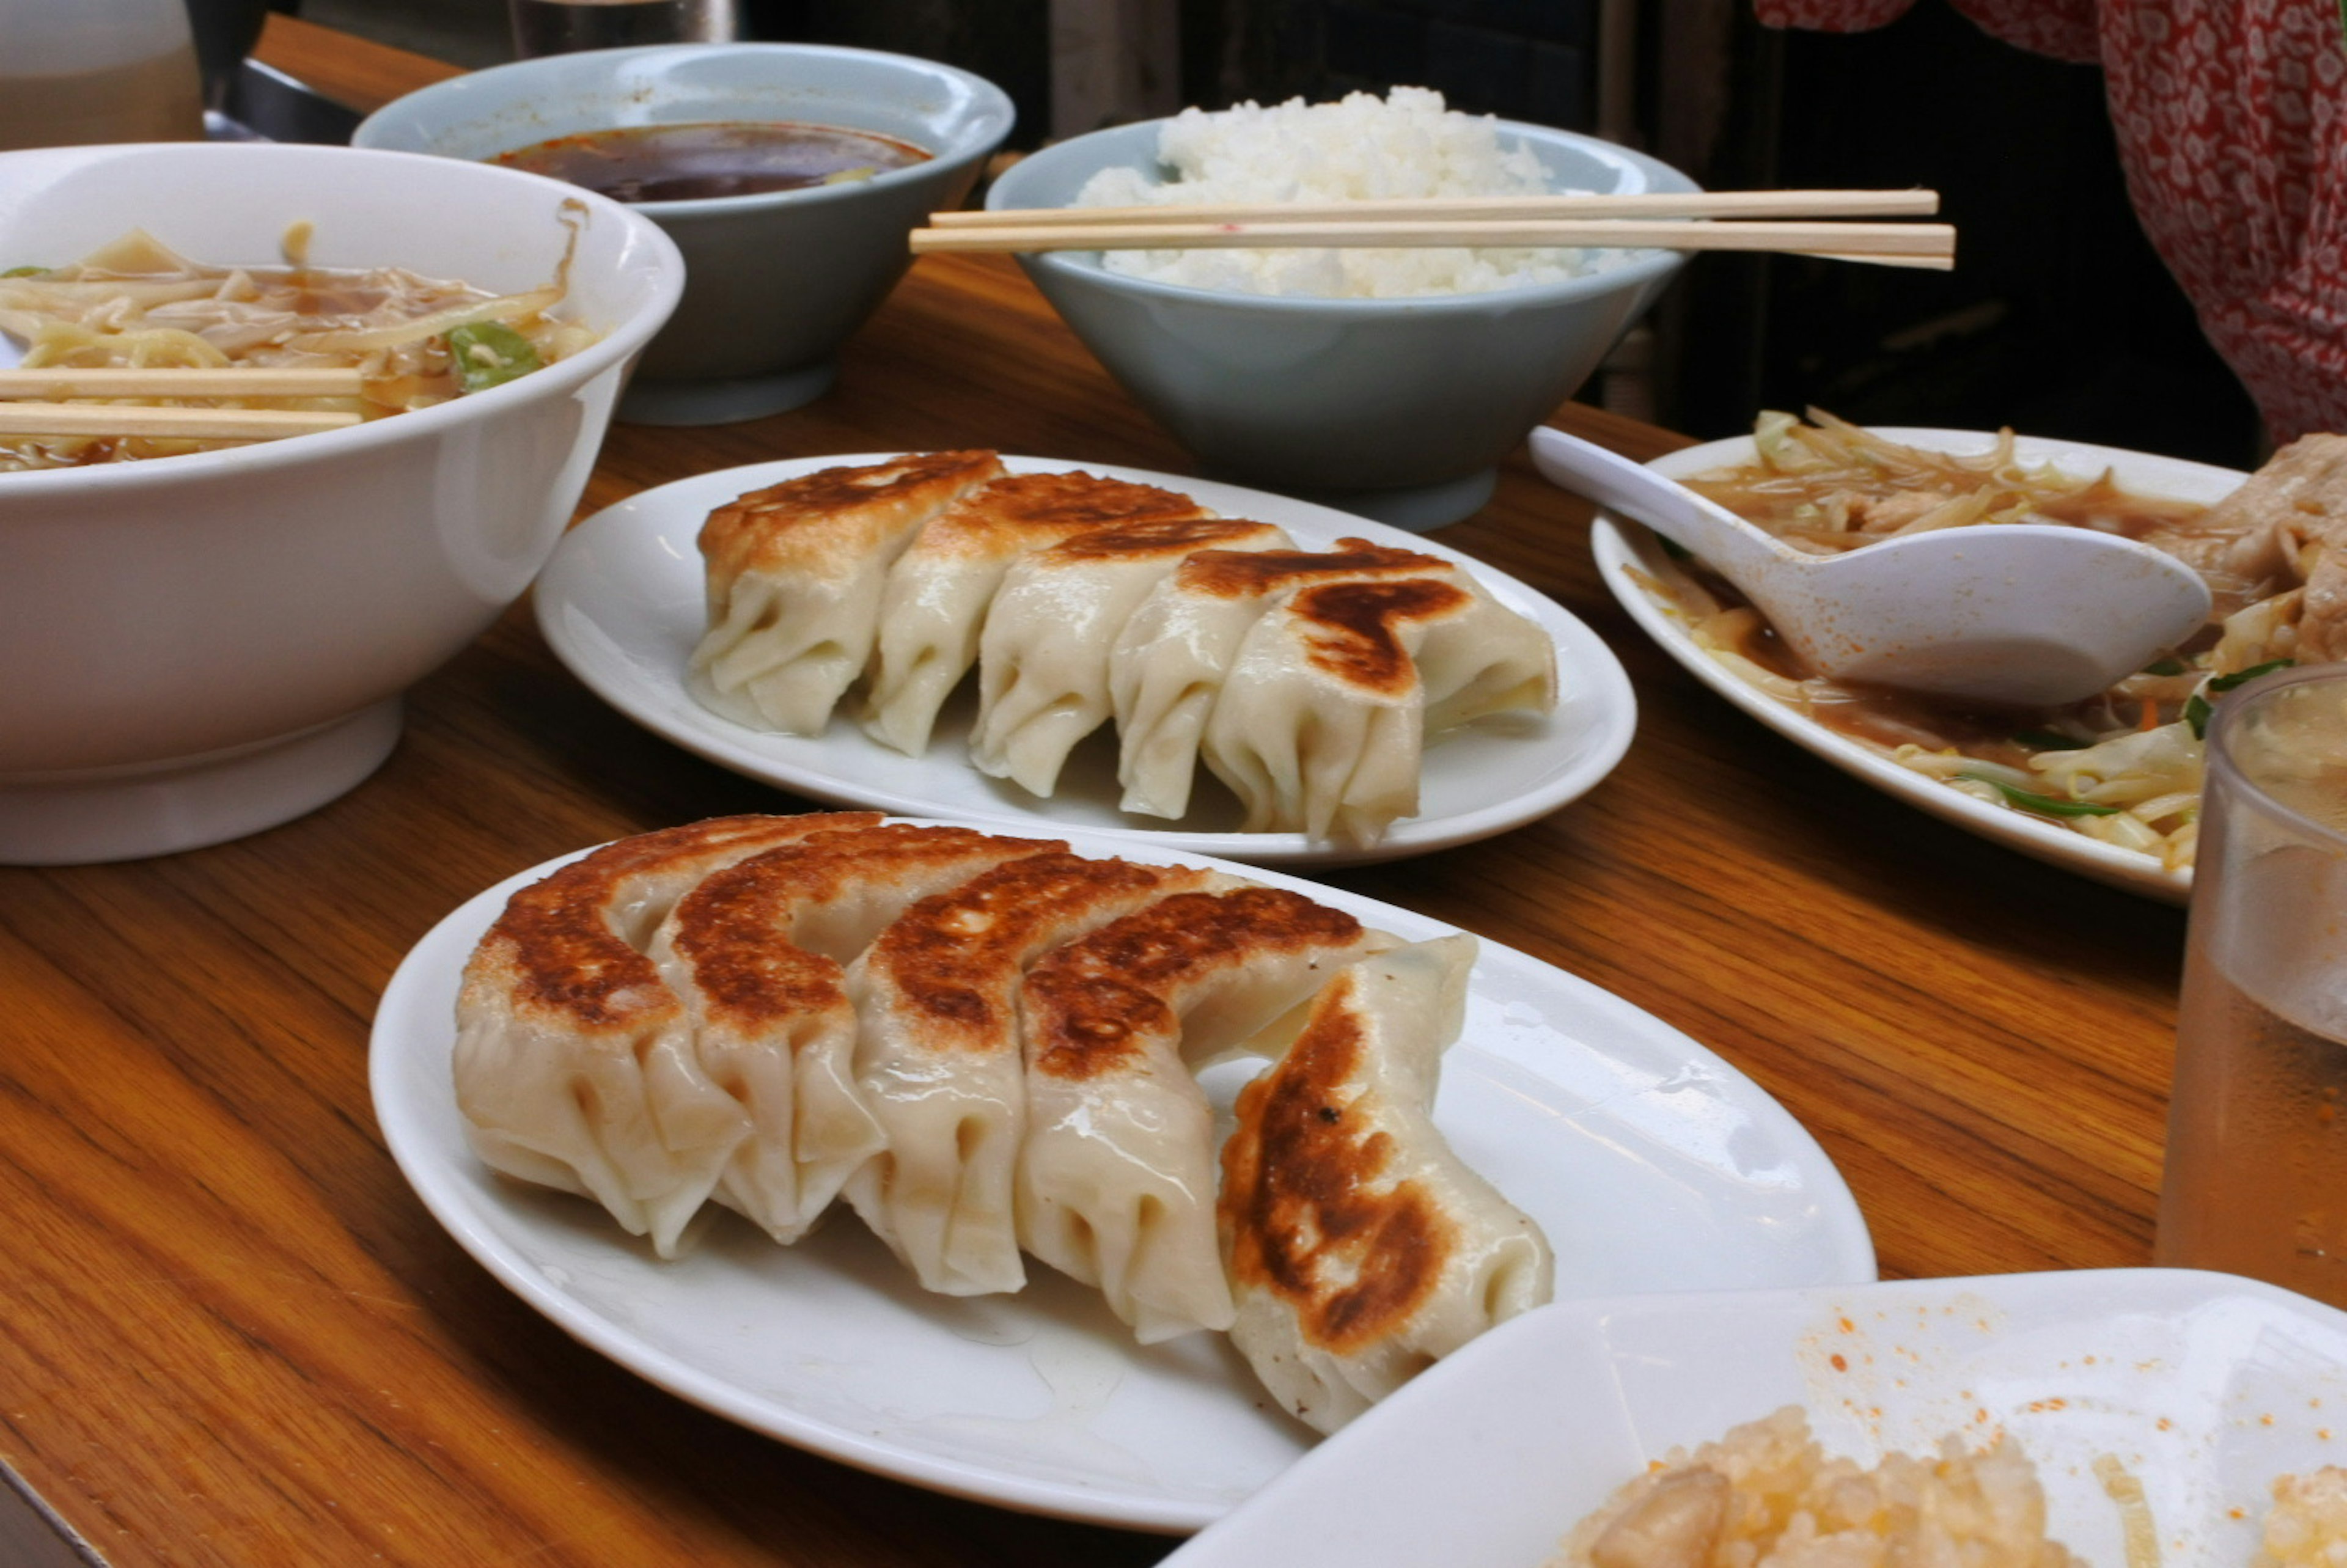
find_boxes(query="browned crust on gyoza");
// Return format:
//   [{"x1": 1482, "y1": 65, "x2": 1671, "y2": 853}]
[
  {"x1": 1219, "y1": 969, "x2": 1455, "y2": 1353},
  {"x1": 696, "y1": 450, "x2": 1004, "y2": 581},
  {"x1": 870, "y1": 854, "x2": 1204, "y2": 1049},
  {"x1": 1041, "y1": 515, "x2": 1285, "y2": 563},
  {"x1": 922, "y1": 471, "x2": 1213, "y2": 554},
  {"x1": 468, "y1": 812, "x2": 882, "y2": 1032},
  {"x1": 1288, "y1": 578, "x2": 1473, "y2": 695},
  {"x1": 1024, "y1": 888, "x2": 1365, "y2": 1080},
  {"x1": 1172, "y1": 540, "x2": 1444, "y2": 599},
  {"x1": 667, "y1": 823, "x2": 1062, "y2": 1031}
]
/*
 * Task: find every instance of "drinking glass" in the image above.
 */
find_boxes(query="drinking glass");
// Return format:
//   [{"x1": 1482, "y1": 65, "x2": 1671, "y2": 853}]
[
  {"x1": 2156, "y1": 663, "x2": 2347, "y2": 1305},
  {"x1": 0, "y1": 0, "x2": 205, "y2": 151},
  {"x1": 509, "y1": 0, "x2": 740, "y2": 59}
]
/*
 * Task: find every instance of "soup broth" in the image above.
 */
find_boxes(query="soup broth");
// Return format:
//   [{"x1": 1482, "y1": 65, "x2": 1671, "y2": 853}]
[{"x1": 493, "y1": 121, "x2": 931, "y2": 203}]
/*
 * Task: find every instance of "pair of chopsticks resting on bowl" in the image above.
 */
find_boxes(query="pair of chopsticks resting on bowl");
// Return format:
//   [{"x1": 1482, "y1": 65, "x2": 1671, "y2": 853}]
[
  {"x1": 0, "y1": 366, "x2": 366, "y2": 442},
  {"x1": 912, "y1": 188, "x2": 1955, "y2": 270}
]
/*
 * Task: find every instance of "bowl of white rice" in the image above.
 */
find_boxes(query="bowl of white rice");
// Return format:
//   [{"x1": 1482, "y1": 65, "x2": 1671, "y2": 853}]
[{"x1": 986, "y1": 88, "x2": 1696, "y2": 529}]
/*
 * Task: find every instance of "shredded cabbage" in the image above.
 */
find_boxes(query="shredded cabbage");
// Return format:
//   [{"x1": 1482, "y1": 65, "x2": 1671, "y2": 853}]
[{"x1": 1643, "y1": 411, "x2": 2315, "y2": 873}]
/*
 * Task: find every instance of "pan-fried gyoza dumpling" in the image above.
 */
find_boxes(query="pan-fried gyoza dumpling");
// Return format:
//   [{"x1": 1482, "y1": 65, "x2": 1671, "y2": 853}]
[
  {"x1": 1219, "y1": 935, "x2": 1552, "y2": 1434},
  {"x1": 648, "y1": 822, "x2": 1060, "y2": 1243},
  {"x1": 1201, "y1": 573, "x2": 1555, "y2": 842},
  {"x1": 1017, "y1": 887, "x2": 1395, "y2": 1342},
  {"x1": 840, "y1": 852, "x2": 1231, "y2": 1295},
  {"x1": 690, "y1": 450, "x2": 1005, "y2": 735},
  {"x1": 453, "y1": 811, "x2": 882, "y2": 1257},
  {"x1": 969, "y1": 516, "x2": 1293, "y2": 797},
  {"x1": 1109, "y1": 540, "x2": 1447, "y2": 819},
  {"x1": 861, "y1": 471, "x2": 1214, "y2": 757},
  {"x1": 1414, "y1": 574, "x2": 1557, "y2": 735}
]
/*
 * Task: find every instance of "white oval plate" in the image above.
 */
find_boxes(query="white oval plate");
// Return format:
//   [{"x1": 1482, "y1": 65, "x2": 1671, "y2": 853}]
[
  {"x1": 1162, "y1": 1268, "x2": 2347, "y2": 1568},
  {"x1": 534, "y1": 455, "x2": 1637, "y2": 866},
  {"x1": 1588, "y1": 429, "x2": 2248, "y2": 904},
  {"x1": 369, "y1": 820, "x2": 1875, "y2": 1534}
]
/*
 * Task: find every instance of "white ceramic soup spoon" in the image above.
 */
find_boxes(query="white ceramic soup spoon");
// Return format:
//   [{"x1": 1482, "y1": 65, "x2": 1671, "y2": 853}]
[{"x1": 1530, "y1": 425, "x2": 2213, "y2": 709}]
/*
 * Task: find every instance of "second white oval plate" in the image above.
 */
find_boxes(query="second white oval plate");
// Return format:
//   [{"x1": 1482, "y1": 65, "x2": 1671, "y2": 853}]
[
  {"x1": 1161, "y1": 1268, "x2": 2347, "y2": 1568},
  {"x1": 534, "y1": 454, "x2": 1637, "y2": 866},
  {"x1": 1589, "y1": 429, "x2": 2248, "y2": 904},
  {"x1": 370, "y1": 821, "x2": 1875, "y2": 1534}
]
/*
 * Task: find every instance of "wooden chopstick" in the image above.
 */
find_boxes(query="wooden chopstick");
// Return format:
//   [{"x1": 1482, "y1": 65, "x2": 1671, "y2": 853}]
[
  {"x1": 931, "y1": 188, "x2": 1941, "y2": 229},
  {"x1": 0, "y1": 403, "x2": 364, "y2": 440},
  {"x1": 0, "y1": 367, "x2": 365, "y2": 399},
  {"x1": 1788, "y1": 250, "x2": 1955, "y2": 271},
  {"x1": 909, "y1": 218, "x2": 1956, "y2": 261}
]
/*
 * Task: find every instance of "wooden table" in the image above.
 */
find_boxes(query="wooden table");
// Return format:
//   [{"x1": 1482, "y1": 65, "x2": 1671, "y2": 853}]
[{"x1": 0, "y1": 21, "x2": 2188, "y2": 1566}]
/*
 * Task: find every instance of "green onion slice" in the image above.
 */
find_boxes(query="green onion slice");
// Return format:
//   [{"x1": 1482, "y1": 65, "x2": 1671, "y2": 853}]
[
  {"x1": 1958, "y1": 772, "x2": 2122, "y2": 817},
  {"x1": 446, "y1": 321, "x2": 542, "y2": 395},
  {"x1": 2209, "y1": 659, "x2": 2294, "y2": 692},
  {"x1": 2184, "y1": 660, "x2": 2296, "y2": 738}
]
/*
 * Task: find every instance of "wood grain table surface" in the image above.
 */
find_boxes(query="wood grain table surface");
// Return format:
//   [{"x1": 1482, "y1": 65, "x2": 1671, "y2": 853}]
[{"x1": 0, "y1": 18, "x2": 2189, "y2": 1565}]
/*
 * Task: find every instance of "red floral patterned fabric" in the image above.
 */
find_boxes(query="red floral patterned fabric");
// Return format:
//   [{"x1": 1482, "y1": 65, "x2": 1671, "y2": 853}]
[{"x1": 1756, "y1": 0, "x2": 2347, "y2": 442}]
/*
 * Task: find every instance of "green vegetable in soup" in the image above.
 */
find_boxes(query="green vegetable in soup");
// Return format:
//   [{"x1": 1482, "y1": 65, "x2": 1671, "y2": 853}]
[
  {"x1": 1958, "y1": 772, "x2": 2121, "y2": 818},
  {"x1": 2209, "y1": 659, "x2": 2294, "y2": 693},
  {"x1": 445, "y1": 321, "x2": 542, "y2": 394},
  {"x1": 2185, "y1": 659, "x2": 2296, "y2": 738}
]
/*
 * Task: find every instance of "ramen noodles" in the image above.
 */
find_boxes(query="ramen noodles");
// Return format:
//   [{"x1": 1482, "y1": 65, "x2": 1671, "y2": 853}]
[{"x1": 0, "y1": 217, "x2": 597, "y2": 472}]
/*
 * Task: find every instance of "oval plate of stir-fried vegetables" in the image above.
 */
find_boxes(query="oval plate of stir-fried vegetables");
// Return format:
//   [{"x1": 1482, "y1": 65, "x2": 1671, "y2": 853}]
[{"x1": 1589, "y1": 412, "x2": 2341, "y2": 902}]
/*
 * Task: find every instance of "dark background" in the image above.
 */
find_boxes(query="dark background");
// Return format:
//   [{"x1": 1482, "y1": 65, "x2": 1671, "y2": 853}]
[{"x1": 295, "y1": 0, "x2": 2268, "y2": 469}]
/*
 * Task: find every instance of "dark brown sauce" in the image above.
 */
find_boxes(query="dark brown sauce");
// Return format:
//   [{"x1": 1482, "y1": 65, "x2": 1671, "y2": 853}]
[
  {"x1": 1686, "y1": 566, "x2": 2073, "y2": 756},
  {"x1": 491, "y1": 120, "x2": 930, "y2": 203}
]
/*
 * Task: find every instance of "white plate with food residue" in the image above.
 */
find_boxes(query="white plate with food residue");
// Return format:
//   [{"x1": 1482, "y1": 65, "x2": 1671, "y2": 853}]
[
  {"x1": 1589, "y1": 430, "x2": 2253, "y2": 904},
  {"x1": 534, "y1": 453, "x2": 1636, "y2": 867},
  {"x1": 369, "y1": 818, "x2": 1873, "y2": 1534},
  {"x1": 1164, "y1": 1268, "x2": 2347, "y2": 1568}
]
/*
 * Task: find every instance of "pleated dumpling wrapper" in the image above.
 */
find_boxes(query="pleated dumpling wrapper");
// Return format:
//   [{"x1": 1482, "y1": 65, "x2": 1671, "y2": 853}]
[
  {"x1": 454, "y1": 811, "x2": 881, "y2": 1258},
  {"x1": 690, "y1": 450, "x2": 1005, "y2": 735},
  {"x1": 861, "y1": 470, "x2": 1214, "y2": 757},
  {"x1": 646, "y1": 822, "x2": 1060, "y2": 1244},
  {"x1": 1219, "y1": 935, "x2": 1554, "y2": 1434},
  {"x1": 841, "y1": 852, "x2": 1233, "y2": 1296},
  {"x1": 1017, "y1": 887, "x2": 1396, "y2": 1343},
  {"x1": 1202, "y1": 572, "x2": 1555, "y2": 842},
  {"x1": 968, "y1": 515, "x2": 1292, "y2": 798},
  {"x1": 1108, "y1": 539, "x2": 1450, "y2": 821}
]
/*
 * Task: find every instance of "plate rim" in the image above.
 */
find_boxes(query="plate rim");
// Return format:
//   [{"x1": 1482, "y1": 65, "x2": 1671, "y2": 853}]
[
  {"x1": 1586, "y1": 427, "x2": 2249, "y2": 905},
  {"x1": 532, "y1": 452, "x2": 1638, "y2": 867},
  {"x1": 369, "y1": 818, "x2": 1876, "y2": 1533}
]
